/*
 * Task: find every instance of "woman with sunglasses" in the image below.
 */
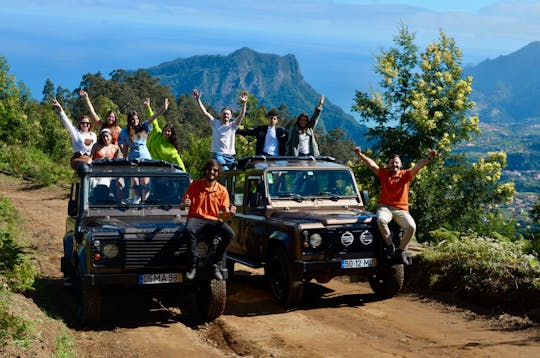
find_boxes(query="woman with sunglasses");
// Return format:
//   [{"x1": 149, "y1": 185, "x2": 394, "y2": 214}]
[
  {"x1": 145, "y1": 98, "x2": 186, "y2": 171},
  {"x1": 52, "y1": 97, "x2": 97, "y2": 170}
]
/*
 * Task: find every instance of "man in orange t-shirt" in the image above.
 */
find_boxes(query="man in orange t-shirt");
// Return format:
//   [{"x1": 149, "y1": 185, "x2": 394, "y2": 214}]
[
  {"x1": 354, "y1": 147, "x2": 437, "y2": 263},
  {"x1": 181, "y1": 159, "x2": 236, "y2": 280}
]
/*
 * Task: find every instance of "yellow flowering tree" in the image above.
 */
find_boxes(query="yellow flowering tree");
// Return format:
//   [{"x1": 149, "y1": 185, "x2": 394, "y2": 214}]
[{"x1": 352, "y1": 25, "x2": 516, "y2": 241}]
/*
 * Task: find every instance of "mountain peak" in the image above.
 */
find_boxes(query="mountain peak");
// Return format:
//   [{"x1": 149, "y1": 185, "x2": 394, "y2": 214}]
[{"x1": 145, "y1": 48, "x2": 367, "y2": 142}]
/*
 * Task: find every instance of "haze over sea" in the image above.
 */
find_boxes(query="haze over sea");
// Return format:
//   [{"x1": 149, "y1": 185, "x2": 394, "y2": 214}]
[{"x1": 2, "y1": 0, "x2": 539, "y2": 117}]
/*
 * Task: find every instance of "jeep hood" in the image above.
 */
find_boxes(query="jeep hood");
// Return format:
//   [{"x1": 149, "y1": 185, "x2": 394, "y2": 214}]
[
  {"x1": 87, "y1": 216, "x2": 185, "y2": 233},
  {"x1": 270, "y1": 209, "x2": 373, "y2": 225}
]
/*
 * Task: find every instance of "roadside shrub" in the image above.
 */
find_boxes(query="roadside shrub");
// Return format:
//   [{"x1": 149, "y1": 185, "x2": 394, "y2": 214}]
[
  {"x1": 0, "y1": 198, "x2": 36, "y2": 292},
  {"x1": 409, "y1": 232, "x2": 540, "y2": 314},
  {"x1": 0, "y1": 143, "x2": 71, "y2": 186},
  {"x1": 0, "y1": 198, "x2": 36, "y2": 350}
]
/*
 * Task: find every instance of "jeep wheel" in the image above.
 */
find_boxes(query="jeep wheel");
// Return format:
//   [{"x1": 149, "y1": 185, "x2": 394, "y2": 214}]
[
  {"x1": 76, "y1": 284, "x2": 102, "y2": 325},
  {"x1": 196, "y1": 279, "x2": 226, "y2": 321},
  {"x1": 268, "y1": 248, "x2": 304, "y2": 307},
  {"x1": 369, "y1": 264, "x2": 404, "y2": 299}
]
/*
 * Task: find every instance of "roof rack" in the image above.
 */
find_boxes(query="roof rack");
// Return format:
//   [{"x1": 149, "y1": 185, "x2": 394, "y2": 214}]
[
  {"x1": 76, "y1": 159, "x2": 183, "y2": 175},
  {"x1": 235, "y1": 155, "x2": 336, "y2": 170}
]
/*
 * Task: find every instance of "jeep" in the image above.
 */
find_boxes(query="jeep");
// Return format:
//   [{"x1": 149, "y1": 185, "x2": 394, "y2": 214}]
[
  {"x1": 220, "y1": 156, "x2": 406, "y2": 307},
  {"x1": 61, "y1": 159, "x2": 227, "y2": 324}
]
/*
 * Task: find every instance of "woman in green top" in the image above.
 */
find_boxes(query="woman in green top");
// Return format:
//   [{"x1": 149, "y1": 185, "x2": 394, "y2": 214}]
[{"x1": 145, "y1": 98, "x2": 186, "y2": 171}]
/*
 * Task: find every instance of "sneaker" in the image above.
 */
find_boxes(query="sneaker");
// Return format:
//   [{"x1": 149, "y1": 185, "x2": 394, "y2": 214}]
[
  {"x1": 395, "y1": 249, "x2": 412, "y2": 265},
  {"x1": 185, "y1": 268, "x2": 196, "y2": 280},
  {"x1": 212, "y1": 264, "x2": 224, "y2": 281}
]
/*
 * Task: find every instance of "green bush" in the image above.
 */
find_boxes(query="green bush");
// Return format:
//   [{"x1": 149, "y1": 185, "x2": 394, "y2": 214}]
[
  {"x1": 409, "y1": 232, "x2": 540, "y2": 313},
  {"x1": 0, "y1": 198, "x2": 36, "y2": 349},
  {"x1": 0, "y1": 143, "x2": 72, "y2": 186},
  {"x1": 0, "y1": 198, "x2": 36, "y2": 292}
]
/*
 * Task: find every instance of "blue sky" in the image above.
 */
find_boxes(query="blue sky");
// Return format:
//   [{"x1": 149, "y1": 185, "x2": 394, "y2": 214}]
[{"x1": 2, "y1": 0, "x2": 539, "y2": 114}]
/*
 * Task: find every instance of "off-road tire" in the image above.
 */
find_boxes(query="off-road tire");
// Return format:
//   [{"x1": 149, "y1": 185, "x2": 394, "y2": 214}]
[
  {"x1": 75, "y1": 280, "x2": 102, "y2": 325},
  {"x1": 369, "y1": 264, "x2": 404, "y2": 298},
  {"x1": 196, "y1": 279, "x2": 226, "y2": 321},
  {"x1": 268, "y1": 247, "x2": 304, "y2": 307}
]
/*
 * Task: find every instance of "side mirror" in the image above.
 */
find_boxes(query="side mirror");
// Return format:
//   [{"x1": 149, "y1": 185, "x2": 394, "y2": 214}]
[
  {"x1": 360, "y1": 190, "x2": 369, "y2": 206},
  {"x1": 67, "y1": 200, "x2": 78, "y2": 217}
]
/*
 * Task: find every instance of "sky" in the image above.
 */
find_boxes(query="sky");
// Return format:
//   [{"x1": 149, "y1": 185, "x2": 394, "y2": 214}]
[{"x1": 2, "y1": 0, "x2": 540, "y2": 115}]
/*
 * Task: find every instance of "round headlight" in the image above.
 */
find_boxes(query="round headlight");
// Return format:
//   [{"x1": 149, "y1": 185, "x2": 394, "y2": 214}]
[
  {"x1": 102, "y1": 243, "x2": 119, "y2": 258},
  {"x1": 309, "y1": 233, "x2": 323, "y2": 248}
]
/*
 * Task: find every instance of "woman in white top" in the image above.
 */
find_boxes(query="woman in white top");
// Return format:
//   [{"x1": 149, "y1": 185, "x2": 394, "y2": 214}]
[{"x1": 52, "y1": 98, "x2": 97, "y2": 170}]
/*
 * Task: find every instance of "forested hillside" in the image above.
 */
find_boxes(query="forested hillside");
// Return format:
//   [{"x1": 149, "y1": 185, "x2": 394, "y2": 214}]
[{"x1": 462, "y1": 41, "x2": 540, "y2": 176}]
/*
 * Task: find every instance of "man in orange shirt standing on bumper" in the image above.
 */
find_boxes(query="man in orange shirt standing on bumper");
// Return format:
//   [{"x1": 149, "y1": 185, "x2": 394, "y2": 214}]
[{"x1": 354, "y1": 147, "x2": 437, "y2": 263}]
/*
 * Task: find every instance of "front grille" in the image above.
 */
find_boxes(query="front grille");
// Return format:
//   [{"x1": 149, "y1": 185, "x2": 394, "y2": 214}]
[{"x1": 123, "y1": 232, "x2": 188, "y2": 268}]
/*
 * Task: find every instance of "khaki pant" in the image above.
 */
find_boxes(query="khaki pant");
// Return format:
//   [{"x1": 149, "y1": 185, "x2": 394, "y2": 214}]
[{"x1": 376, "y1": 205, "x2": 416, "y2": 250}]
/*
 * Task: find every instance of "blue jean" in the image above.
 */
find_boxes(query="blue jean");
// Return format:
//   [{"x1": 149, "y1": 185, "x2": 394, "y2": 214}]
[{"x1": 212, "y1": 152, "x2": 235, "y2": 170}]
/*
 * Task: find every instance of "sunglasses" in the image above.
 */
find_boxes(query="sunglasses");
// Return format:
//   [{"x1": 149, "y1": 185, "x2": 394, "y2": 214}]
[
  {"x1": 207, "y1": 168, "x2": 219, "y2": 173},
  {"x1": 80, "y1": 122, "x2": 91, "y2": 126}
]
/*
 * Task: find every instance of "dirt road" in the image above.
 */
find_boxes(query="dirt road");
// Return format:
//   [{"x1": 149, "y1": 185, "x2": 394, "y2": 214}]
[{"x1": 1, "y1": 174, "x2": 539, "y2": 357}]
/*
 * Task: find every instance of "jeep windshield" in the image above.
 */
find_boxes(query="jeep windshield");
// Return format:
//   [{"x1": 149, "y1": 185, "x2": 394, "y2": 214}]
[
  {"x1": 88, "y1": 175, "x2": 190, "y2": 207},
  {"x1": 266, "y1": 169, "x2": 358, "y2": 200}
]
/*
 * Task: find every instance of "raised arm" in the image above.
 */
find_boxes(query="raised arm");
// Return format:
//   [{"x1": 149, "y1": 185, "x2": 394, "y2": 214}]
[
  {"x1": 410, "y1": 149, "x2": 437, "y2": 178},
  {"x1": 79, "y1": 90, "x2": 101, "y2": 125},
  {"x1": 144, "y1": 98, "x2": 153, "y2": 117},
  {"x1": 192, "y1": 89, "x2": 214, "y2": 122},
  {"x1": 232, "y1": 91, "x2": 248, "y2": 127},
  {"x1": 52, "y1": 98, "x2": 77, "y2": 138},
  {"x1": 354, "y1": 147, "x2": 379, "y2": 175},
  {"x1": 145, "y1": 98, "x2": 169, "y2": 126},
  {"x1": 309, "y1": 95, "x2": 325, "y2": 128}
]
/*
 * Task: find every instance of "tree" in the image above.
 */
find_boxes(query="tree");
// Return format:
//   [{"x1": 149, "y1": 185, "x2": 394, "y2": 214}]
[
  {"x1": 351, "y1": 25, "x2": 515, "y2": 240},
  {"x1": 352, "y1": 25, "x2": 479, "y2": 165},
  {"x1": 0, "y1": 56, "x2": 27, "y2": 145},
  {"x1": 318, "y1": 128, "x2": 356, "y2": 163}
]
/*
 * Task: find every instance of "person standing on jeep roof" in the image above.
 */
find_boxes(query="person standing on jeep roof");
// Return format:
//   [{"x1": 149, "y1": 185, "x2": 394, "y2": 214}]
[
  {"x1": 79, "y1": 90, "x2": 122, "y2": 144},
  {"x1": 192, "y1": 89, "x2": 248, "y2": 170},
  {"x1": 237, "y1": 108, "x2": 288, "y2": 156},
  {"x1": 181, "y1": 159, "x2": 236, "y2": 280},
  {"x1": 354, "y1": 147, "x2": 437, "y2": 264},
  {"x1": 286, "y1": 95, "x2": 324, "y2": 156},
  {"x1": 52, "y1": 97, "x2": 97, "y2": 170}
]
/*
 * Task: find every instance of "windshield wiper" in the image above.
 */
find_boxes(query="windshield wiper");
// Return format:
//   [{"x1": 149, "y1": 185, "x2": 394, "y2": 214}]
[{"x1": 277, "y1": 193, "x2": 304, "y2": 202}]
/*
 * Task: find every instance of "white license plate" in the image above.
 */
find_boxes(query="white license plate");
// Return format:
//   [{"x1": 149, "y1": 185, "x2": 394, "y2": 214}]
[
  {"x1": 138, "y1": 273, "x2": 182, "y2": 285},
  {"x1": 341, "y1": 258, "x2": 377, "y2": 269}
]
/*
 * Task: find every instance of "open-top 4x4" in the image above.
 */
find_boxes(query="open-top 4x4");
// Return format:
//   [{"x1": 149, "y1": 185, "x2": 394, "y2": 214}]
[
  {"x1": 220, "y1": 156, "x2": 406, "y2": 307},
  {"x1": 61, "y1": 159, "x2": 226, "y2": 324}
]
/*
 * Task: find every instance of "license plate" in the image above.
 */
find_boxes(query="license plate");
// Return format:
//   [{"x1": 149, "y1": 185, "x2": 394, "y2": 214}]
[
  {"x1": 341, "y1": 258, "x2": 377, "y2": 269},
  {"x1": 138, "y1": 273, "x2": 182, "y2": 285}
]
